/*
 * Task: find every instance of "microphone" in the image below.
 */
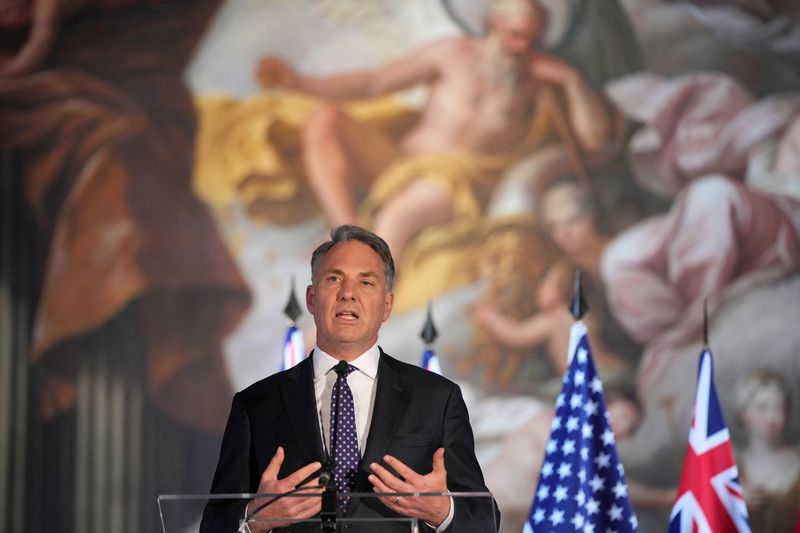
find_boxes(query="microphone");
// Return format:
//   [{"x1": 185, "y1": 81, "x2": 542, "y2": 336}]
[{"x1": 318, "y1": 467, "x2": 333, "y2": 488}]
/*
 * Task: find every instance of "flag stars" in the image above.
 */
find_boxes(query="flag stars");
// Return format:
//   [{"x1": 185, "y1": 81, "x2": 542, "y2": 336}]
[
  {"x1": 524, "y1": 329, "x2": 638, "y2": 533},
  {"x1": 629, "y1": 514, "x2": 638, "y2": 528},
  {"x1": 566, "y1": 416, "x2": 580, "y2": 432},
  {"x1": 546, "y1": 439, "x2": 558, "y2": 454},
  {"x1": 577, "y1": 347, "x2": 588, "y2": 363},
  {"x1": 612, "y1": 481, "x2": 628, "y2": 499},
  {"x1": 589, "y1": 474, "x2": 605, "y2": 492},
  {"x1": 536, "y1": 484, "x2": 550, "y2": 501},
  {"x1": 607, "y1": 503, "x2": 623, "y2": 522},
  {"x1": 601, "y1": 428, "x2": 616, "y2": 446},
  {"x1": 549, "y1": 509, "x2": 565, "y2": 526},
  {"x1": 594, "y1": 452, "x2": 611, "y2": 469},
  {"x1": 562, "y1": 439, "x2": 576, "y2": 456},
  {"x1": 570, "y1": 393, "x2": 583, "y2": 408}
]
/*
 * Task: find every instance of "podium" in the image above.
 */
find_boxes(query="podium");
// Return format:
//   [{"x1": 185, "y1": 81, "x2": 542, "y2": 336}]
[{"x1": 157, "y1": 491, "x2": 498, "y2": 532}]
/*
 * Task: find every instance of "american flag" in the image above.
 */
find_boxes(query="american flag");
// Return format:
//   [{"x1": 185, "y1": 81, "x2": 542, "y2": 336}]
[
  {"x1": 668, "y1": 349, "x2": 750, "y2": 533},
  {"x1": 525, "y1": 321, "x2": 638, "y2": 532},
  {"x1": 281, "y1": 323, "x2": 305, "y2": 370},
  {"x1": 421, "y1": 347, "x2": 442, "y2": 375}
]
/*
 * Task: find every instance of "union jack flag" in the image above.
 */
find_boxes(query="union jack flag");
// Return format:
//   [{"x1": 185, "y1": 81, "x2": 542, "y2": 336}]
[
  {"x1": 421, "y1": 348, "x2": 442, "y2": 375},
  {"x1": 281, "y1": 324, "x2": 305, "y2": 370},
  {"x1": 668, "y1": 349, "x2": 750, "y2": 533}
]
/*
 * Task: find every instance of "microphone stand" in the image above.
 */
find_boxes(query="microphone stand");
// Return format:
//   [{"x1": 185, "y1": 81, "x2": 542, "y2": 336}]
[
  {"x1": 319, "y1": 469, "x2": 336, "y2": 532},
  {"x1": 318, "y1": 408, "x2": 337, "y2": 532},
  {"x1": 243, "y1": 364, "x2": 347, "y2": 533}
]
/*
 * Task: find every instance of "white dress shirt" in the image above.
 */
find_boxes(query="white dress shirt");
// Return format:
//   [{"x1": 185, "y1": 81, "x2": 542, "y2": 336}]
[
  {"x1": 311, "y1": 344, "x2": 454, "y2": 532},
  {"x1": 313, "y1": 345, "x2": 380, "y2": 455}
]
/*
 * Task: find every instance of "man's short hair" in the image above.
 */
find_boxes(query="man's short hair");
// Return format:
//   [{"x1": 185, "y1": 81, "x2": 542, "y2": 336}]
[{"x1": 311, "y1": 225, "x2": 395, "y2": 292}]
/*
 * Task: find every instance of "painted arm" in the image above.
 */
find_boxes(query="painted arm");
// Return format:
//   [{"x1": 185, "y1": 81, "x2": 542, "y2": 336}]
[
  {"x1": 255, "y1": 39, "x2": 445, "y2": 101},
  {"x1": 530, "y1": 52, "x2": 610, "y2": 152},
  {"x1": 471, "y1": 303, "x2": 556, "y2": 351}
]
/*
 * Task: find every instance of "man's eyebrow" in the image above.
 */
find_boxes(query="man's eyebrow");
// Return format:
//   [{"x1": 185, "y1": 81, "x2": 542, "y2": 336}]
[{"x1": 320, "y1": 269, "x2": 380, "y2": 278}]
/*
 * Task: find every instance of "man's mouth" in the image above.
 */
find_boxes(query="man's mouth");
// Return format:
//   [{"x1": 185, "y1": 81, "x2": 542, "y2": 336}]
[{"x1": 335, "y1": 311, "x2": 359, "y2": 321}]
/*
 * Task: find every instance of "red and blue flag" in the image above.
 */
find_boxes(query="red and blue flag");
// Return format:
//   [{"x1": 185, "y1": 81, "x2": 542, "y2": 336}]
[{"x1": 668, "y1": 349, "x2": 750, "y2": 533}]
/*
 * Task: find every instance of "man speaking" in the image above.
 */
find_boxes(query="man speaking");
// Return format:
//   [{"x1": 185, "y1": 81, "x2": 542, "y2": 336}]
[{"x1": 200, "y1": 225, "x2": 499, "y2": 531}]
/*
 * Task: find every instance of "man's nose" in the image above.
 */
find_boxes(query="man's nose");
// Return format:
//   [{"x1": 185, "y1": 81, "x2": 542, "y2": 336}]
[{"x1": 338, "y1": 278, "x2": 357, "y2": 300}]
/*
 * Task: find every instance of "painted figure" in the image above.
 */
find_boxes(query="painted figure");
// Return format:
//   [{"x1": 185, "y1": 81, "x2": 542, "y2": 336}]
[{"x1": 255, "y1": 0, "x2": 610, "y2": 261}]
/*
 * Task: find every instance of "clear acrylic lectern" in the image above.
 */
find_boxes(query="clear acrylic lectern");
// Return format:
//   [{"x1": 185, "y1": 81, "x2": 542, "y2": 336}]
[{"x1": 158, "y1": 491, "x2": 498, "y2": 532}]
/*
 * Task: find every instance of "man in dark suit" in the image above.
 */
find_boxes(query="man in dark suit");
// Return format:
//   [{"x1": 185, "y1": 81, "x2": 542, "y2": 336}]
[{"x1": 200, "y1": 225, "x2": 499, "y2": 532}]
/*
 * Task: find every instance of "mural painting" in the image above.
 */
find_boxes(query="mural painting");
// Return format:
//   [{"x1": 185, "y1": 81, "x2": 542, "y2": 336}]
[{"x1": 1, "y1": 0, "x2": 799, "y2": 531}]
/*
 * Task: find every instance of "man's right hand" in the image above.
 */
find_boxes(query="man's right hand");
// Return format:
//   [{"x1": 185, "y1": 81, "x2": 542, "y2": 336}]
[
  {"x1": 255, "y1": 56, "x2": 298, "y2": 89},
  {"x1": 248, "y1": 446, "x2": 324, "y2": 532}
]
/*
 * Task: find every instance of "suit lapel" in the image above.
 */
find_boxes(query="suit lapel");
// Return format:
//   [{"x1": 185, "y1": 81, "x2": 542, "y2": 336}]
[
  {"x1": 357, "y1": 351, "x2": 409, "y2": 485},
  {"x1": 280, "y1": 354, "x2": 325, "y2": 464}
]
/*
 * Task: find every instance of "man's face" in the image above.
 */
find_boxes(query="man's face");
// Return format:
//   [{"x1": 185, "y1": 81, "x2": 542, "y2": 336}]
[
  {"x1": 306, "y1": 241, "x2": 393, "y2": 360},
  {"x1": 489, "y1": 9, "x2": 542, "y2": 56}
]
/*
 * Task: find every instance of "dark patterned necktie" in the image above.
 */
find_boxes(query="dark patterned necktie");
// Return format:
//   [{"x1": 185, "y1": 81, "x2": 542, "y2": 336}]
[{"x1": 330, "y1": 362, "x2": 359, "y2": 512}]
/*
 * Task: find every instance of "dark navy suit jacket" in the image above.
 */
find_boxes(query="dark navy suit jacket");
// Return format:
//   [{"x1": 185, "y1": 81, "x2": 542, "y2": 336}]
[{"x1": 200, "y1": 349, "x2": 499, "y2": 532}]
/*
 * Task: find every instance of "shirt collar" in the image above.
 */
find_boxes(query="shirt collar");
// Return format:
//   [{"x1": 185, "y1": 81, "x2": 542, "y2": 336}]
[{"x1": 313, "y1": 343, "x2": 380, "y2": 380}]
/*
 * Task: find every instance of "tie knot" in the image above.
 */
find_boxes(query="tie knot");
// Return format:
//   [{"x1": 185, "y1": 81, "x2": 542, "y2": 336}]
[{"x1": 333, "y1": 361, "x2": 356, "y2": 378}]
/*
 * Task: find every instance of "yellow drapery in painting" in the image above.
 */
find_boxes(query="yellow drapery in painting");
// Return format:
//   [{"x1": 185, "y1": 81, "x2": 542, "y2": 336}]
[
  {"x1": 193, "y1": 91, "x2": 418, "y2": 224},
  {"x1": 193, "y1": 90, "x2": 556, "y2": 311}
]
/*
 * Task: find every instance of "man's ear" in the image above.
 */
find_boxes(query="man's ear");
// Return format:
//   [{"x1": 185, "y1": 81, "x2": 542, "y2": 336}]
[
  {"x1": 382, "y1": 291, "x2": 394, "y2": 322},
  {"x1": 306, "y1": 284, "x2": 315, "y2": 314}
]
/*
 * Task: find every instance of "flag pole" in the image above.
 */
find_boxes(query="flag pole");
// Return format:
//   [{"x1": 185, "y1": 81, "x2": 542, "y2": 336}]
[
  {"x1": 281, "y1": 276, "x2": 305, "y2": 370},
  {"x1": 420, "y1": 302, "x2": 439, "y2": 347},
  {"x1": 420, "y1": 302, "x2": 442, "y2": 374},
  {"x1": 284, "y1": 276, "x2": 302, "y2": 327},
  {"x1": 702, "y1": 298, "x2": 709, "y2": 350},
  {"x1": 570, "y1": 269, "x2": 589, "y2": 320}
]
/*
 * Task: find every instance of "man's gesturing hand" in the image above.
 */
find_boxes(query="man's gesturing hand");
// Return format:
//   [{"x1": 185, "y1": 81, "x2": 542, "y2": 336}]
[
  {"x1": 249, "y1": 447, "x2": 323, "y2": 532},
  {"x1": 368, "y1": 448, "x2": 451, "y2": 527}
]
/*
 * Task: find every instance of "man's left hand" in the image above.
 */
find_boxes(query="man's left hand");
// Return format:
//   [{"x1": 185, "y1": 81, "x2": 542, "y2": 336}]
[{"x1": 368, "y1": 447, "x2": 450, "y2": 527}]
